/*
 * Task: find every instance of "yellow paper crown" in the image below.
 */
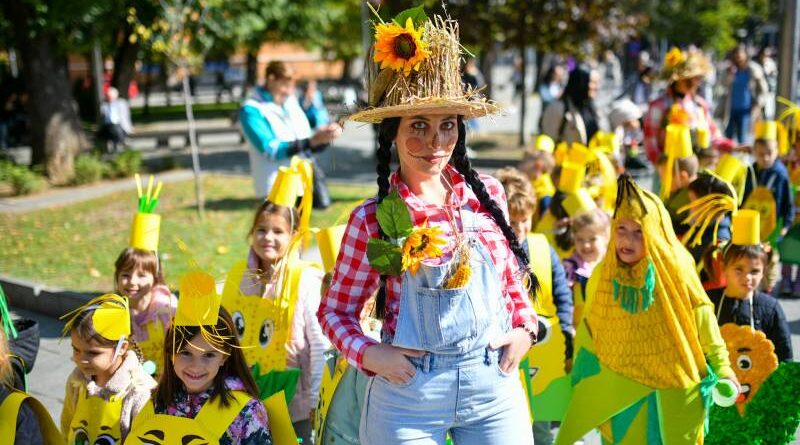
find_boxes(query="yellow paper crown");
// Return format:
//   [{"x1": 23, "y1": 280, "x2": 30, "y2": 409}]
[
  {"x1": 534, "y1": 134, "x2": 555, "y2": 154},
  {"x1": 563, "y1": 189, "x2": 597, "y2": 217},
  {"x1": 566, "y1": 143, "x2": 595, "y2": 166},
  {"x1": 175, "y1": 271, "x2": 221, "y2": 327},
  {"x1": 731, "y1": 210, "x2": 760, "y2": 246},
  {"x1": 715, "y1": 154, "x2": 748, "y2": 205},
  {"x1": 130, "y1": 174, "x2": 163, "y2": 252},
  {"x1": 558, "y1": 162, "x2": 586, "y2": 194},
  {"x1": 62, "y1": 294, "x2": 131, "y2": 342},
  {"x1": 316, "y1": 225, "x2": 346, "y2": 273},
  {"x1": 754, "y1": 121, "x2": 778, "y2": 141},
  {"x1": 696, "y1": 126, "x2": 711, "y2": 149},
  {"x1": 267, "y1": 157, "x2": 315, "y2": 246},
  {"x1": 268, "y1": 167, "x2": 302, "y2": 207},
  {"x1": 665, "y1": 124, "x2": 694, "y2": 158},
  {"x1": 554, "y1": 142, "x2": 568, "y2": 166}
]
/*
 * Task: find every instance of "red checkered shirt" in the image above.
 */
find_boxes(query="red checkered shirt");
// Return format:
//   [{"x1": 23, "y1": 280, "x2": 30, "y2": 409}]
[
  {"x1": 317, "y1": 165, "x2": 537, "y2": 373},
  {"x1": 643, "y1": 92, "x2": 722, "y2": 164}
]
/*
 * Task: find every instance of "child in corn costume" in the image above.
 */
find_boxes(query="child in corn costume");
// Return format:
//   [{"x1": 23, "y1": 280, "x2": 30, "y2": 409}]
[
  {"x1": 555, "y1": 174, "x2": 737, "y2": 445},
  {"x1": 221, "y1": 158, "x2": 328, "y2": 444},
  {"x1": 60, "y1": 294, "x2": 156, "y2": 444},
  {"x1": 118, "y1": 175, "x2": 176, "y2": 377},
  {"x1": 127, "y1": 269, "x2": 273, "y2": 445}
]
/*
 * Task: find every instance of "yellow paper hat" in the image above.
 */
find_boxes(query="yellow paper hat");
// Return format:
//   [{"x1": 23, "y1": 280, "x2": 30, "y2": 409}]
[
  {"x1": 316, "y1": 225, "x2": 346, "y2": 273},
  {"x1": 268, "y1": 167, "x2": 301, "y2": 207},
  {"x1": 715, "y1": 154, "x2": 748, "y2": 204},
  {"x1": 563, "y1": 189, "x2": 597, "y2": 217},
  {"x1": 566, "y1": 143, "x2": 595, "y2": 166},
  {"x1": 558, "y1": 162, "x2": 586, "y2": 194},
  {"x1": 130, "y1": 174, "x2": 163, "y2": 252},
  {"x1": 754, "y1": 121, "x2": 778, "y2": 141},
  {"x1": 175, "y1": 271, "x2": 221, "y2": 327},
  {"x1": 62, "y1": 294, "x2": 131, "y2": 342},
  {"x1": 695, "y1": 126, "x2": 711, "y2": 149},
  {"x1": 731, "y1": 210, "x2": 760, "y2": 246},
  {"x1": 534, "y1": 134, "x2": 555, "y2": 154},
  {"x1": 554, "y1": 142, "x2": 568, "y2": 166},
  {"x1": 664, "y1": 124, "x2": 694, "y2": 158}
]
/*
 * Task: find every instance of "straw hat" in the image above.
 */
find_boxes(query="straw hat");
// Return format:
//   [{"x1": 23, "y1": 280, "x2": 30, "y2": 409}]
[
  {"x1": 348, "y1": 8, "x2": 499, "y2": 123},
  {"x1": 661, "y1": 47, "x2": 711, "y2": 82}
]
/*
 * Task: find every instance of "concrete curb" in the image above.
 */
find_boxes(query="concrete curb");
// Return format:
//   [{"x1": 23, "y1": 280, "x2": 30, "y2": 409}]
[{"x1": 1, "y1": 275, "x2": 97, "y2": 318}]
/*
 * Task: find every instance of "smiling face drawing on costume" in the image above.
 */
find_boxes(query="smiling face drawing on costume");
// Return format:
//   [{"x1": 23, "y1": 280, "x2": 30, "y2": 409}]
[{"x1": 394, "y1": 114, "x2": 459, "y2": 198}]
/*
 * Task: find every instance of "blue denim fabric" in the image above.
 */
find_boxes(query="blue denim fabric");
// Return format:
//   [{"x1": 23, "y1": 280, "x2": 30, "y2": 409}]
[{"x1": 360, "y1": 208, "x2": 533, "y2": 445}]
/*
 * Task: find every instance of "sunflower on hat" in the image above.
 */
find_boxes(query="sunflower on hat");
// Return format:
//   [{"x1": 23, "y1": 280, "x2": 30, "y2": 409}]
[{"x1": 374, "y1": 17, "x2": 431, "y2": 76}]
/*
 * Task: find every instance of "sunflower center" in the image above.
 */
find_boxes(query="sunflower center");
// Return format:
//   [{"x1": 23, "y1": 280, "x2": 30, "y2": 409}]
[
  {"x1": 393, "y1": 33, "x2": 417, "y2": 60},
  {"x1": 410, "y1": 234, "x2": 429, "y2": 254}
]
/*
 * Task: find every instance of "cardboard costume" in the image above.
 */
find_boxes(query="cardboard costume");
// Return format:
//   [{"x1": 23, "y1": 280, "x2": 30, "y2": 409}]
[
  {"x1": 61, "y1": 294, "x2": 132, "y2": 445},
  {"x1": 0, "y1": 389, "x2": 61, "y2": 445},
  {"x1": 555, "y1": 175, "x2": 735, "y2": 445},
  {"x1": 741, "y1": 122, "x2": 785, "y2": 243}
]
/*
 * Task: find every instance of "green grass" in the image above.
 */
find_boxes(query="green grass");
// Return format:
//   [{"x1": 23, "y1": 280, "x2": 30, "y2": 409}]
[
  {"x1": 131, "y1": 102, "x2": 240, "y2": 123},
  {"x1": 0, "y1": 175, "x2": 374, "y2": 292}
]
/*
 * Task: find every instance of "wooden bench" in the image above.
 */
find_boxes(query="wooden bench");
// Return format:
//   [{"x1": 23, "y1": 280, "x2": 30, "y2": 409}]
[{"x1": 129, "y1": 126, "x2": 244, "y2": 148}]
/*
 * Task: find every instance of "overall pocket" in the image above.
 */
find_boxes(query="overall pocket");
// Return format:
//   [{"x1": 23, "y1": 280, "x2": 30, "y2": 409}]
[{"x1": 417, "y1": 287, "x2": 481, "y2": 350}]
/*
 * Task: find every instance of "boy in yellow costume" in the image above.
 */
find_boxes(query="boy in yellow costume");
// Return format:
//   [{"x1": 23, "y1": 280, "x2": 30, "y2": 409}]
[{"x1": 555, "y1": 174, "x2": 738, "y2": 445}]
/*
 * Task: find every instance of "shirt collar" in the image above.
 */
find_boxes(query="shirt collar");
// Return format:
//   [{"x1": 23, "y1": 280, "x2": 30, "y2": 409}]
[{"x1": 389, "y1": 164, "x2": 479, "y2": 212}]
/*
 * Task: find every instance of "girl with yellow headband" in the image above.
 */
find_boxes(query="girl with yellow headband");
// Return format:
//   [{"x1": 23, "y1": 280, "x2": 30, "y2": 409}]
[
  {"x1": 60, "y1": 294, "x2": 156, "y2": 444},
  {"x1": 556, "y1": 175, "x2": 739, "y2": 445}
]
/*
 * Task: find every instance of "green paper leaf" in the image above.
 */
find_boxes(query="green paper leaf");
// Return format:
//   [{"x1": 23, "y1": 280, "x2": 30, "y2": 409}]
[
  {"x1": 367, "y1": 238, "x2": 403, "y2": 275},
  {"x1": 376, "y1": 190, "x2": 413, "y2": 239},
  {"x1": 392, "y1": 5, "x2": 427, "y2": 28}
]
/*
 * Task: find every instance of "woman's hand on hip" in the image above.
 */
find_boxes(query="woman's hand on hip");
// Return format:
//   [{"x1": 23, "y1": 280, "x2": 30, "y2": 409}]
[
  {"x1": 362, "y1": 343, "x2": 425, "y2": 385},
  {"x1": 489, "y1": 328, "x2": 532, "y2": 374}
]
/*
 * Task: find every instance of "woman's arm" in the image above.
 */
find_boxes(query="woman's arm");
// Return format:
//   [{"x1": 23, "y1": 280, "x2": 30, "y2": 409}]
[{"x1": 316, "y1": 204, "x2": 382, "y2": 373}]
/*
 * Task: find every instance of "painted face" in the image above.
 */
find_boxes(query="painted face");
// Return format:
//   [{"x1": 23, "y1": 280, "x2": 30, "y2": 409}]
[
  {"x1": 754, "y1": 140, "x2": 778, "y2": 170},
  {"x1": 719, "y1": 323, "x2": 778, "y2": 414},
  {"x1": 172, "y1": 333, "x2": 228, "y2": 394},
  {"x1": 574, "y1": 225, "x2": 607, "y2": 264},
  {"x1": 116, "y1": 265, "x2": 155, "y2": 303},
  {"x1": 251, "y1": 212, "x2": 294, "y2": 268},
  {"x1": 71, "y1": 331, "x2": 124, "y2": 385},
  {"x1": 614, "y1": 217, "x2": 646, "y2": 265},
  {"x1": 395, "y1": 114, "x2": 459, "y2": 180},
  {"x1": 509, "y1": 211, "x2": 533, "y2": 241}
]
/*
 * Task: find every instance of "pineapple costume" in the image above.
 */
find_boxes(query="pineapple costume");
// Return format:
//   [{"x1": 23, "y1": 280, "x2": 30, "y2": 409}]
[{"x1": 555, "y1": 175, "x2": 735, "y2": 445}]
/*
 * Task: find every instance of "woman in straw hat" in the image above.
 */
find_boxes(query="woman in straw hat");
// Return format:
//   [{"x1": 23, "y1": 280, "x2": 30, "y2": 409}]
[
  {"x1": 317, "y1": 8, "x2": 537, "y2": 444},
  {"x1": 642, "y1": 48, "x2": 724, "y2": 165}
]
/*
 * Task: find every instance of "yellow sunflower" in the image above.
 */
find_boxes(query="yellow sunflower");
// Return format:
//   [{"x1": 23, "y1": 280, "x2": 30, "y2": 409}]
[
  {"x1": 664, "y1": 47, "x2": 685, "y2": 69},
  {"x1": 373, "y1": 17, "x2": 431, "y2": 76},
  {"x1": 402, "y1": 221, "x2": 447, "y2": 275}
]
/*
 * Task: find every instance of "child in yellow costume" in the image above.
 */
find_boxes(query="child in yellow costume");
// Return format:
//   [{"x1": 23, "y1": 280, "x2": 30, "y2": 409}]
[
  {"x1": 0, "y1": 329, "x2": 61, "y2": 445},
  {"x1": 495, "y1": 167, "x2": 575, "y2": 445},
  {"x1": 60, "y1": 294, "x2": 156, "y2": 443},
  {"x1": 221, "y1": 158, "x2": 327, "y2": 444},
  {"x1": 555, "y1": 174, "x2": 738, "y2": 445},
  {"x1": 115, "y1": 175, "x2": 176, "y2": 376},
  {"x1": 519, "y1": 134, "x2": 557, "y2": 221},
  {"x1": 563, "y1": 208, "x2": 610, "y2": 328},
  {"x1": 127, "y1": 270, "x2": 273, "y2": 445}
]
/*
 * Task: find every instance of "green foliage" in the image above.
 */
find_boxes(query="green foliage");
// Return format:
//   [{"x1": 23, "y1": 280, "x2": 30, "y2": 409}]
[
  {"x1": 109, "y1": 149, "x2": 143, "y2": 178},
  {"x1": 366, "y1": 238, "x2": 403, "y2": 276},
  {"x1": 375, "y1": 191, "x2": 413, "y2": 239},
  {"x1": 72, "y1": 154, "x2": 110, "y2": 185},
  {"x1": 392, "y1": 6, "x2": 428, "y2": 27},
  {"x1": 0, "y1": 161, "x2": 46, "y2": 196}
]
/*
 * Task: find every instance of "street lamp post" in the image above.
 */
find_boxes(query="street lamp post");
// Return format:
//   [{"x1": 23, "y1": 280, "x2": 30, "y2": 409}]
[{"x1": 777, "y1": 0, "x2": 799, "y2": 110}]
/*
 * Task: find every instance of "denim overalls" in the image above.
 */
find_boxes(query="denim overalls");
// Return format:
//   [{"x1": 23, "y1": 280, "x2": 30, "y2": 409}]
[{"x1": 360, "y1": 205, "x2": 534, "y2": 445}]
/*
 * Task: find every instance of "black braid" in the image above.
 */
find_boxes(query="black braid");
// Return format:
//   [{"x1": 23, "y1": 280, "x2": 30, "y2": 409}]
[
  {"x1": 373, "y1": 117, "x2": 401, "y2": 319},
  {"x1": 449, "y1": 118, "x2": 540, "y2": 300}
]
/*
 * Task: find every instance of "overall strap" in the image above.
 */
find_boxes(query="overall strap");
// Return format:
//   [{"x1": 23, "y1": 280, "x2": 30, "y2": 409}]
[{"x1": 194, "y1": 390, "x2": 252, "y2": 439}]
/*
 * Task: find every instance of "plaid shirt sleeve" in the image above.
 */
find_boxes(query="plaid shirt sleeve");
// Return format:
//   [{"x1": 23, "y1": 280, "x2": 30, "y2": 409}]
[
  {"x1": 643, "y1": 99, "x2": 665, "y2": 164},
  {"x1": 316, "y1": 200, "x2": 380, "y2": 374},
  {"x1": 480, "y1": 175, "x2": 537, "y2": 330}
]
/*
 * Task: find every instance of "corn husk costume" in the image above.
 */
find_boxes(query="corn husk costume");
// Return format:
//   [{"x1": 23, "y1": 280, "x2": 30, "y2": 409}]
[
  {"x1": 124, "y1": 174, "x2": 173, "y2": 377},
  {"x1": 61, "y1": 294, "x2": 132, "y2": 445},
  {"x1": 221, "y1": 159, "x2": 321, "y2": 413},
  {"x1": 555, "y1": 175, "x2": 735, "y2": 445},
  {"x1": 125, "y1": 270, "x2": 266, "y2": 445},
  {"x1": 705, "y1": 211, "x2": 800, "y2": 444}
]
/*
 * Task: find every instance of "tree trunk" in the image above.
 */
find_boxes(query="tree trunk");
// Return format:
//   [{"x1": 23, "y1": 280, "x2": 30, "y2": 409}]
[
  {"x1": 112, "y1": 25, "x2": 140, "y2": 100},
  {"x1": 242, "y1": 50, "x2": 258, "y2": 100},
  {"x1": 5, "y1": 2, "x2": 87, "y2": 184},
  {"x1": 340, "y1": 57, "x2": 354, "y2": 82},
  {"x1": 480, "y1": 45, "x2": 497, "y2": 100},
  {"x1": 182, "y1": 70, "x2": 205, "y2": 219}
]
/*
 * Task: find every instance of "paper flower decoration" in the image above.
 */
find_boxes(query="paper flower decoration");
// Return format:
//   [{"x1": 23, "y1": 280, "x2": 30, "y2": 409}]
[{"x1": 664, "y1": 47, "x2": 685, "y2": 69}]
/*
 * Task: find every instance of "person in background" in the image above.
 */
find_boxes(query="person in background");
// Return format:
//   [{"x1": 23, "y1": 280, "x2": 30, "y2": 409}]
[
  {"x1": 541, "y1": 65, "x2": 602, "y2": 145},
  {"x1": 720, "y1": 44, "x2": 769, "y2": 144},
  {"x1": 99, "y1": 86, "x2": 133, "y2": 154},
  {"x1": 240, "y1": 61, "x2": 342, "y2": 197},
  {"x1": 538, "y1": 64, "x2": 566, "y2": 115}
]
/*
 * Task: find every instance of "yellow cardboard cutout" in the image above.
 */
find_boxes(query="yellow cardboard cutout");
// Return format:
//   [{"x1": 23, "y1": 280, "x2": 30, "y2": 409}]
[
  {"x1": 264, "y1": 391, "x2": 298, "y2": 445},
  {"x1": 719, "y1": 323, "x2": 779, "y2": 415},
  {"x1": 315, "y1": 356, "x2": 349, "y2": 441},
  {"x1": 68, "y1": 387, "x2": 123, "y2": 445},
  {"x1": 175, "y1": 271, "x2": 220, "y2": 327},
  {"x1": 0, "y1": 390, "x2": 61, "y2": 444},
  {"x1": 742, "y1": 187, "x2": 777, "y2": 242},
  {"x1": 136, "y1": 318, "x2": 168, "y2": 375},
  {"x1": 731, "y1": 209, "x2": 760, "y2": 246}
]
